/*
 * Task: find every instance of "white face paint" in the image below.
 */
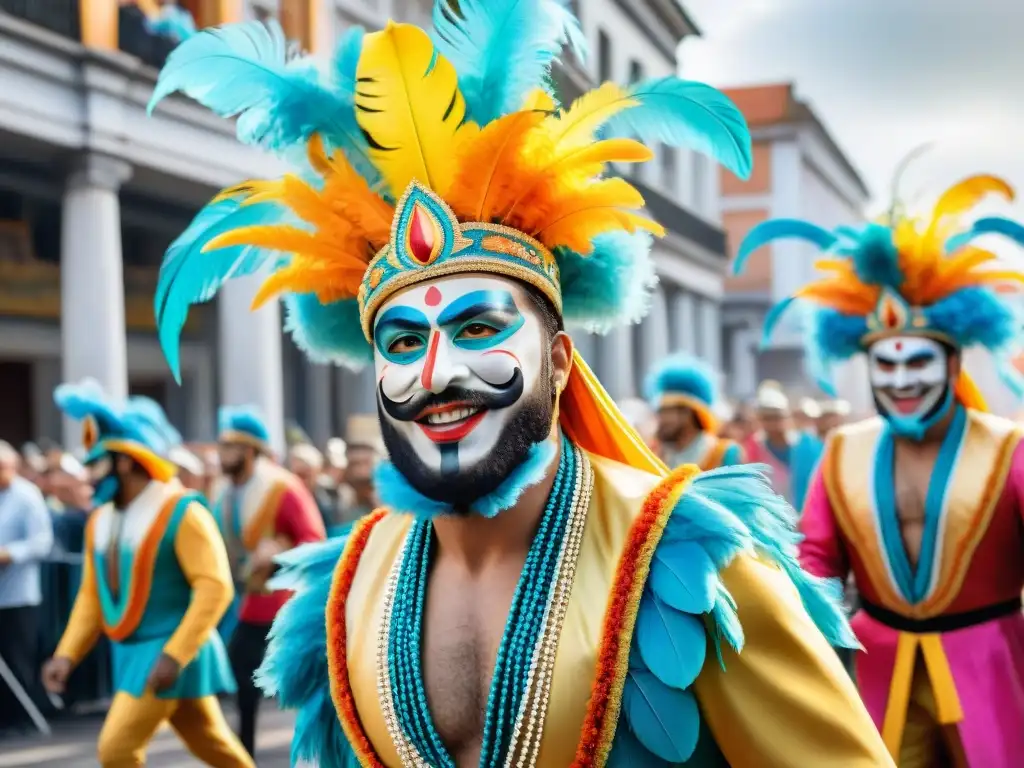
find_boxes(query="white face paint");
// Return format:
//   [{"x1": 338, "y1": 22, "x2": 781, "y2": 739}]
[
  {"x1": 373, "y1": 274, "x2": 545, "y2": 476},
  {"x1": 868, "y1": 336, "x2": 949, "y2": 428}
]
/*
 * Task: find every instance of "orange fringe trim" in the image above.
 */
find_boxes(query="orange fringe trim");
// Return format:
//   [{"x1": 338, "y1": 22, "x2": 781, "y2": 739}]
[
  {"x1": 104, "y1": 493, "x2": 184, "y2": 642},
  {"x1": 326, "y1": 509, "x2": 389, "y2": 766},
  {"x1": 571, "y1": 465, "x2": 699, "y2": 767}
]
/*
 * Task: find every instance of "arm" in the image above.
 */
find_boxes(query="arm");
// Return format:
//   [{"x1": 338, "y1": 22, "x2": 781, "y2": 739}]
[
  {"x1": 798, "y1": 466, "x2": 850, "y2": 581},
  {"x1": 54, "y1": 523, "x2": 103, "y2": 665},
  {"x1": 693, "y1": 553, "x2": 892, "y2": 767},
  {"x1": 4, "y1": 485, "x2": 54, "y2": 564},
  {"x1": 163, "y1": 503, "x2": 235, "y2": 667}
]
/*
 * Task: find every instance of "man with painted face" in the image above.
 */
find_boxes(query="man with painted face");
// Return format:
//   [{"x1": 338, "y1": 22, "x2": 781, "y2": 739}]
[
  {"x1": 736, "y1": 174, "x2": 1024, "y2": 767},
  {"x1": 151, "y1": 7, "x2": 892, "y2": 766},
  {"x1": 644, "y1": 352, "x2": 744, "y2": 470},
  {"x1": 42, "y1": 381, "x2": 252, "y2": 767}
]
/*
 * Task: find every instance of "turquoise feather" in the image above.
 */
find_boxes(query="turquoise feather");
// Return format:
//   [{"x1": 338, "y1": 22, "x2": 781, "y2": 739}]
[
  {"x1": 636, "y1": 592, "x2": 706, "y2": 689},
  {"x1": 330, "y1": 25, "x2": 365, "y2": 97},
  {"x1": 53, "y1": 379, "x2": 120, "y2": 434},
  {"x1": 946, "y1": 215, "x2": 1024, "y2": 253},
  {"x1": 643, "y1": 352, "x2": 717, "y2": 411},
  {"x1": 760, "y1": 295, "x2": 796, "y2": 347},
  {"x1": 649, "y1": 540, "x2": 717, "y2": 614},
  {"x1": 607, "y1": 720, "x2": 673, "y2": 768},
  {"x1": 149, "y1": 21, "x2": 375, "y2": 180},
  {"x1": 601, "y1": 77, "x2": 753, "y2": 181},
  {"x1": 283, "y1": 294, "x2": 373, "y2": 368},
  {"x1": 432, "y1": 0, "x2": 584, "y2": 124},
  {"x1": 623, "y1": 670, "x2": 701, "y2": 762},
  {"x1": 155, "y1": 197, "x2": 286, "y2": 381},
  {"x1": 733, "y1": 218, "x2": 837, "y2": 275}
]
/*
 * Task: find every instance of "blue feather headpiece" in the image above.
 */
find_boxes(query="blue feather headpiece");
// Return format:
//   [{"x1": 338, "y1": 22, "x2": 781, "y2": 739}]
[
  {"x1": 148, "y1": 4, "x2": 752, "y2": 378},
  {"x1": 733, "y1": 174, "x2": 1024, "y2": 398},
  {"x1": 643, "y1": 352, "x2": 719, "y2": 431},
  {"x1": 54, "y1": 379, "x2": 181, "y2": 480},
  {"x1": 218, "y1": 405, "x2": 272, "y2": 452}
]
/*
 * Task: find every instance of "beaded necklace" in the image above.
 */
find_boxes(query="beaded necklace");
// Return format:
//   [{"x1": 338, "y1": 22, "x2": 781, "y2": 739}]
[{"x1": 377, "y1": 436, "x2": 591, "y2": 767}]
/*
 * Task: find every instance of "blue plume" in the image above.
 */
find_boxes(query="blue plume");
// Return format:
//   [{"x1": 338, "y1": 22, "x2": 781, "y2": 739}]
[
  {"x1": 840, "y1": 223, "x2": 903, "y2": 287},
  {"x1": 636, "y1": 594, "x2": 706, "y2": 689},
  {"x1": 374, "y1": 439, "x2": 558, "y2": 519},
  {"x1": 125, "y1": 396, "x2": 182, "y2": 452},
  {"x1": 601, "y1": 77, "x2": 753, "y2": 180},
  {"x1": 925, "y1": 285, "x2": 1020, "y2": 353},
  {"x1": 733, "y1": 218, "x2": 837, "y2": 275},
  {"x1": 218, "y1": 405, "x2": 270, "y2": 443},
  {"x1": 149, "y1": 21, "x2": 376, "y2": 179},
  {"x1": 53, "y1": 379, "x2": 120, "y2": 435},
  {"x1": 155, "y1": 196, "x2": 286, "y2": 381},
  {"x1": 432, "y1": 0, "x2": 585, "y2": 124},
  {"x1": 760, "y1": 296, "x2": 797, "y2": 347},
  {"x1": 649, "y1": 540, "x2": 716, "y2": 614},
  {"x1": 946, "y1": 215, "x2": 1024, "y2": 253},
  {"x1": 330, "y1": 25, "x2": 364, "y2": 97},
  {"x1": 643, "y1": 352, "x2": 717, "y2": 409},
  {"x1": 622, "y1": 670, "x2": 700, "y2": 762},
  {"x1": 283, "y1": 294, "x2": 373, "y2": 368},
  {"x1": 558, "y1": 231, "x2": 657, "y2": 333},
  {"x1": 607, "y1": 721, "x2": 673, "y2": 768}
]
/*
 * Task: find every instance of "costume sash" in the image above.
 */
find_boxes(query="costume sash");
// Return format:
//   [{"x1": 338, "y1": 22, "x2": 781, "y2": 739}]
[
  {"x1": 218, "y1": 457, "x2": 290, "y2": 552},
  {"x1": 326, "y1": 450, "x2": 669, "y2": 767},
  {"x1": 89, "y1": 487, "x2": 185, "y2": 642},
  {"x1": 824, "y1": 410, "x2": 1020, "y2": 619}
]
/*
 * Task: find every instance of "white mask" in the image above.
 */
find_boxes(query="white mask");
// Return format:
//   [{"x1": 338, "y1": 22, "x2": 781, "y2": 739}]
[
  {"x1": 867, "y1": 335, "x2": 952, "y2": 436},
  {"x1": 373, "y1": 274, "x2": 548, "y2": 488}
]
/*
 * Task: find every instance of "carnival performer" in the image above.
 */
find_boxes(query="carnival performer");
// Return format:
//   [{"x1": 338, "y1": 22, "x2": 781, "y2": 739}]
[
  {"x1": 41, "y1": 381, "x2": 251, "y2": 768},
  {"x1": 744, "y1": 381, "x2": 823, "y2": 510},
  {"x1": 645, "y1": 352, "x2": 744, "y2": 469},
  {"x1": 212, "y1": 406, "x2": 326, "y2": 758},
  {"x1": 148, "y1": 6, "x2": 893, "y2": 766},
  {"x1": 735, "y1": 174, "x2": 1024, "y2": 766}
]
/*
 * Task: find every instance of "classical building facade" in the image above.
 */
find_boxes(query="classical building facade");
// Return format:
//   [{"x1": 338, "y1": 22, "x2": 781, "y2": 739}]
[
  {"x1": 717, "y1": 83, "x2": 872, "y2": 410},
  {"x1": 0, "y1": 0, "x2": 730, "y2": 450}
]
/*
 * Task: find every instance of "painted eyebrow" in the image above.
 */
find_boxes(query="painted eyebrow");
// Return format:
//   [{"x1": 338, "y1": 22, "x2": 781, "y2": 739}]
[
  {"x1": 436, "y1": 290, "x2": 517, "y2": 326},
  {"x1": 906, "y1": 351, "x2": 936, "y2": 364},
  {"x1": 375, "y1": 305, "x2": 431, "y2": 332}
]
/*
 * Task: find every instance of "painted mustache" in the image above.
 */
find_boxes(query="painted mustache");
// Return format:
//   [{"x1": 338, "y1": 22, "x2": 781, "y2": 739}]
[{"x1": 379, "y1": 372, "x2": 524, "y2": 423}]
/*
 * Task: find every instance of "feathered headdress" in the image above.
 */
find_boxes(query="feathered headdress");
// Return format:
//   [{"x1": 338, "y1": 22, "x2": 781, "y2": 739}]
[
  {"x1": 218, "y1": 405, "x2": 272, "y2": 452},
  {"x1": 150, "y1": 2, "x2": 751, "y2": 472},
  {"x1": 643, "y1": 352, "x2": 720, "y2": 432},
  {"x1": 733, "y1": 174, "x2": 1024, "y2": 403},
  {"x1": 53, "y1": 379, "x2": 180, "y2": 481}
]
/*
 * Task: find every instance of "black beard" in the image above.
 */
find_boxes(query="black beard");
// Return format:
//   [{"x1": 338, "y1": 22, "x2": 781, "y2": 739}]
[
  {"x1": 379, "y1": 359, "x2": 555, "y2": 508},
  {"x1": 871, "y1": 380, "x2": 949, "y2": 427}
]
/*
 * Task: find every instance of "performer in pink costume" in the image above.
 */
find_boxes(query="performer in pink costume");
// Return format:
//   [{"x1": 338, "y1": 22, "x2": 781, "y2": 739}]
[{"x1": 735, "y1": 174, "x2": 1024, "y2": 767}]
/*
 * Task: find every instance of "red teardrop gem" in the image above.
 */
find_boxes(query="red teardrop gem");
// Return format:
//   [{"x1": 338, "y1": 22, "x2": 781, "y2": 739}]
[
  {"x1": 408, "y1": 204, "x2": 436, "y2": 264},
  {"x1": 883, "y1": 299, "x2": 899, "y2": 328}
]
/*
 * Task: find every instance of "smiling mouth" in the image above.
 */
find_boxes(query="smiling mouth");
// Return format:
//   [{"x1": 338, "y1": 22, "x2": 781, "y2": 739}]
[
  {"x1": 415, "y1": 402, "x2": 487, "y2": 442},
  {"x1": 879, "y1": 385, "x2": 933, "y2": 415}
]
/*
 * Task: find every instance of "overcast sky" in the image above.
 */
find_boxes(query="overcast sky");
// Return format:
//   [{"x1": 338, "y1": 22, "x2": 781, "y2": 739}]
[{"x1": 679, "y1": 0, "x2": 1024, "y2": 223}]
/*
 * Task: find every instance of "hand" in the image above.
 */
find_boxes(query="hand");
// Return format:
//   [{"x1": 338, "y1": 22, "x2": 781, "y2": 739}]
[
  {"x1": 146, "y1": 654, "x2": 181, "y2": 693},
  {"x1": 0, "y1": 548, "x2": 12, "y2": 566},
  {"x1": 250, "y1": 537, "x2": 283, "y2": 570},
  {"x1": 42, "y1": 657, "x2": 73, "y2": 694}
]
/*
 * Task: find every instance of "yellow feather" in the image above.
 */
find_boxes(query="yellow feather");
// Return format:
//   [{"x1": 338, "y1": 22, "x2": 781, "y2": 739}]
[
  {"x1": 541, "y1": 82, "x2": 638, "y2": 153},
  {"x1": 924, "y1": 174, "x2": 1015, "y2": 242},
  {"x1": 446, "y1": 110, "x2": 547, "y2": 222},
  {"x1": 355, "y1": 22, "x2": 468, "y2": 198},
  {"x1": 532, "y1": 178, "x2": 661, "y2": 252},
  {"x1": 521, "y1": 88, "x2": 556, "y2": 112}
]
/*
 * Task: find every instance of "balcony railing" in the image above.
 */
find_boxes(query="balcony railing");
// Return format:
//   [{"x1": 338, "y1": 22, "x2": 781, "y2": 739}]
[{"x1": 0, "y1": 0, "x2": 81, "y2": 40}]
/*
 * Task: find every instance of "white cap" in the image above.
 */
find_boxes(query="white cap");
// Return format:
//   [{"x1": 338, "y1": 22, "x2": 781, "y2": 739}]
[
  {"x1": 169, "y1": 446, "x2": 205, "y2": 476},
  {"x1": 59, "y1": 452, "x2": 87, "y2": 480},
  {"x1": 289, "y1": 443, "x2": 325, "y2": 472},
  {"x1": 799, "y1": 397, "x2": 822, "y2": 419},
  {"x1": 755, "y1": 380, "x2": 790, "y2": 412},
  {"x1": 325, "y1": 437, "x2": 348, "y2": 469},
  {"x1": 820, "y1": 399, "x2": 852, "y2": 416}
]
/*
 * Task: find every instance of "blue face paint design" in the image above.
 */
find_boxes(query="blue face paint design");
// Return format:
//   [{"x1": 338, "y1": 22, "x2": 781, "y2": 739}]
[
  {"x1": 437, "y1": 290, "x2": 525, "y2": 351},
  {"x1": 375, "y1": 305, "x2": 432, "y2": 364},
  {"x1": 885, "y1": 385, "x2": 954, "y2": 440}
]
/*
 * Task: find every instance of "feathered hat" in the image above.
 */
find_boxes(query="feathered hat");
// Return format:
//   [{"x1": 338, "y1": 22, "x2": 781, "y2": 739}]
[
  {"x1": 643, "y1": 352, "x2": 720, "y2": 432},
  {"x1": 734, "y1": 174, "x2": 1024, "y2": 407},
  {"x1": 149, "y1": 3, "x2": 751, "y2": 473},
  {"x1": 218, "y1": 405, "x2": 272, "y2": 453},
  {"x1": 53, "y1": 379, "x2": 180, "y2": 481}
]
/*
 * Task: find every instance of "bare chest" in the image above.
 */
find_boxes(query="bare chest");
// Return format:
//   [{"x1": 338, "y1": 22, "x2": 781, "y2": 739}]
[
  {"x1": 420, "y1": 560, "x2": 522, "y2": 766},
  {"x1": 891, "y1": 444, "x2": 942, "y2": 564}
]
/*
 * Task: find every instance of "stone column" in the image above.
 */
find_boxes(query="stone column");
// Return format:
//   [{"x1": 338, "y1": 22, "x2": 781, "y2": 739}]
[
  {"x1": 638, "y1": 284, "x2": 670, "y2": 375},
  {"x1": 218, "y1": 276, "x2": 286, "y2": 455},
  {"x1": 700, "y1": 299, "x2": 723, "y2": 373},
  {"x1": 669, "y1": 289, "x2": 698, "y2": 355},
  {"x1": 304, "y1": 361, "x2": 333, "y2": 446},
  {"x1": 596, "y1": 325, "x2": 635, "y2": 399},
  {"x1": 730, "y1": 327, "x2": 759, "y2": 400},
  {"x1": 61, "y1": 154, "x2": 131, "y2": 446}
]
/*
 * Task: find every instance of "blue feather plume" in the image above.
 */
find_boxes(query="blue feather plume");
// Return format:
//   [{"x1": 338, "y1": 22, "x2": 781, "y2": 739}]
[
  {"x1": 283, "y1": 294, "x2": 373, "y2": 369},
  {"x1": 601, "y1": 77, "x2": 753, "y2": 181},
  {"x1": 53, "y1": 379, "x2": 120, "y2": 434},
  {"x1": 733, "y1": 218, "x2": 837, "y2": 275},
  {"x1": 432, "y1": 0, "x2": 585, "y2": 124},
  {"x1": 218, "y1": 405, "x2": 270, "y2": 443},
  {"x1": 149, "y1": 21, "x2": 376, "y2": 180},
  {"x1": 643, "y1": 352, "x2": 717, "y2": 409},
  {"x1": 840, "y1": 223, "x2": 903, "y2": 287},
  {"x1": 155, "y1": 196, "x2": 286, "y2": 381},
  {"x1": 946, "y1": 215, "x2": 1024, "y2": 253},
  {"x1": 622, "y1": 670, "x2": 701, "y2": 762},
  {"x1": 330, "y1": 25, "x2": 365, "y2": 97},
  {"x1": 636, "y1": 593, "x2": 706, "y2": 690}
]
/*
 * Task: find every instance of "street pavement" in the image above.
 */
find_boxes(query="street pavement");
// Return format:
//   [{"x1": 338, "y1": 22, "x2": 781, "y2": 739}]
[{"x1": 0, "y1": 704, "x2": 296, "y2": 767}]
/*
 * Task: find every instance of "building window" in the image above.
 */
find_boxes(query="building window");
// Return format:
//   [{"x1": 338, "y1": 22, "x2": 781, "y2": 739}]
[
  {"x1": 691, "y1": 153, "x2": 707, "y2": 212},
  {"x1": 661, "y1": 145, "x2": 677, "y2": 195},
  {"x1": 628, "y1": 60, "x2": 643, "y2": 84},
  {"x1": 598, "y1": 29, "x2": 611, "y2": 82}
]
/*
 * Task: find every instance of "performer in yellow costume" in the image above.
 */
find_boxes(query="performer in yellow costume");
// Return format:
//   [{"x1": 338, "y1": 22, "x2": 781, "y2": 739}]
[
  {"x1": 41, "y1": 381, "x2": 252, "y2": 768},
  {"x1": 149, "y1": 3, "x2": 892, "y2": 765},
  {"x1": 736, "y1": 173, "x2": 1024, "y2": 766}
]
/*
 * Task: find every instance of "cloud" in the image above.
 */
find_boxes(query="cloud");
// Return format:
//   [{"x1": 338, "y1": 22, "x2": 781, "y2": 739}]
[{"x1": 680, "y1": 0, "x2": 1024, "y2": 223}]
